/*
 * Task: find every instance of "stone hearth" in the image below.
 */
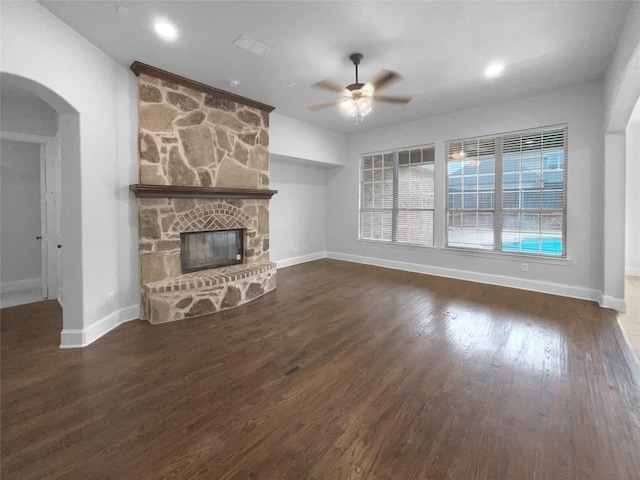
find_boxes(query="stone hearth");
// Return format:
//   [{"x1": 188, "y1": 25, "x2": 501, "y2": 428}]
[
  {"x1": 130, "y1": 62, "x2": 277, "y2": 324},
  {"x1": 143, "y1": 262, "x2": 275, "y2": 324}
]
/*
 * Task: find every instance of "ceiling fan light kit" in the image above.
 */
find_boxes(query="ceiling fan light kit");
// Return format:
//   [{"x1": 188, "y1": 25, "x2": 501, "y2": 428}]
[
  {"x1": 339, "y1": 94, "x2": 373, "y2": 122},
  {"x1": 308, "y1": 52, "x2": 411, "y2": 125}
]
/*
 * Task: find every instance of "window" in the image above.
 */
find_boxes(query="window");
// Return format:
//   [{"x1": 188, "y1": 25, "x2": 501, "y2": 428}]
[
  {"x1": 360, "y1": 145, "x2": 435, "y2": 246},
  {"x1": 446, "y1": 126, "x2": 567, "y2": 257}
]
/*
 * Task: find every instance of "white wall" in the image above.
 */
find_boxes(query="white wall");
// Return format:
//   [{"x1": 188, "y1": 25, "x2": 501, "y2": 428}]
[
  {"x1": 270, "y1": 113, "x2": 347, "y2": 166},
  {"x1": 0, "y1": 139, "x2": 42, "y2": 290},
  {"x1": 269, "y1": 158, "x2": 330, "y2": 267},
  {"x1": 327, "y1": 82, "x2": 606, "y2": 302},
  {"x1": 626, "y1": 115, "x2": 640, "y2": 276},
  {"x1": 268, "y1": 112, "x2": 345, "y2": 268},
  {"x1": 0, "y1": 92, "x2": 58, "y2": 137},
  {"x1": 1, "y1": 1, "x2": 139, "y2": 346},
  {"x1": 604, "y1": 1, "x2": 640, "y2": 133}
]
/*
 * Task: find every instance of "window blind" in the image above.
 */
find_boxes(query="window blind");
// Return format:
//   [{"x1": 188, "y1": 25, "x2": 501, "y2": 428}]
[
  {"x1": 446, "y1": 125, "x2": 567, "y2": 257},
  {"x1": 360, "y1": 145, "x2": 435, "y2": 246},
  {"x1": 361, "y1": 153, "x2": 394, "y2": 241}
]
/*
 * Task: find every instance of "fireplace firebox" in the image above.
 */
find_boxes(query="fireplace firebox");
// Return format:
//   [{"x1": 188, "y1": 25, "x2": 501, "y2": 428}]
[{"x1": 180, "y1": 229, "x2": 243, "y2": 273}]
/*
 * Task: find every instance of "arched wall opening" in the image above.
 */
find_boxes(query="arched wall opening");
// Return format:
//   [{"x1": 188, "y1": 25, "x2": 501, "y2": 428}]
[
  {"x1": 625, "y1": 99, "x2": 640, "y2": 278},
  {"x1": 603, "y1": 33, "x2": 640, "y2": 310},
  {"x1": 0, "y1": 72, "x2": 83, "y2": 340}
]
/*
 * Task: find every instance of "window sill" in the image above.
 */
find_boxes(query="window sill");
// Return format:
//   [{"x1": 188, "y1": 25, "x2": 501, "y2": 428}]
[
  {"x1": 440, "y1": 246, "x2": 569, "y2": 265},
  {"x1": 357, "y1": 240, "x2": 569, "y2": 265},
  {"x1": 358, "y1": 239, "x2": 437, "y2": 252}
]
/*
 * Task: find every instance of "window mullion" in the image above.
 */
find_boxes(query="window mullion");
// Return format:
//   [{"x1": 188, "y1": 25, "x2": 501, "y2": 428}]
[
  {"x1": 562, "y1": 130, "x2": 568, "y2": 257},
  {"x1": 494, "y1": 138, "x2": 503, "y2": 251},
  {"x1": 392, "y1": 151, "x2": 399, "y2": 242}
]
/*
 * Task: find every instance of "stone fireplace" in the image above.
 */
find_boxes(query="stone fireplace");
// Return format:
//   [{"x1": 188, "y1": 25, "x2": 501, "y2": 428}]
[{"x1": 129, "y1": 62, "x2": 277, "y2": 324}]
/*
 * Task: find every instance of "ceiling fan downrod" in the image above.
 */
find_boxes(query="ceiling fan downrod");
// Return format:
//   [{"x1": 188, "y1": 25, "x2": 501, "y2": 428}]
[{"x1": 350, "y1": 53, "x2": 364, "y2": 85}]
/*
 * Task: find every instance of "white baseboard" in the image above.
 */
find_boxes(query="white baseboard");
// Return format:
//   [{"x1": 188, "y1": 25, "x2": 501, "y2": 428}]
[
  {"x1": 0, "y1": 288, "x2": 44, "y2": 308},
  {"x1": 600, "y1": 295, "x2": 626, "y2": 312},
  {"x1": 275, "y1": 251, "x2": 327, "y2": 269},
  {"x1": 1, "y1": 278, "x2": 41, "y2": 294},
  {"x1": 60, "y1": 304, "x2": 139, "y2": 348},
  {"x1": 325, "y1": 251, "x2": 608, "y2": 306}
]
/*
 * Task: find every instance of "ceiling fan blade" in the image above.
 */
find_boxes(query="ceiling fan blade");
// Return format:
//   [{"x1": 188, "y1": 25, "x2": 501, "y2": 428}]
[
  {"x1": 371, "y1": 70, "x2": 402, "y2": 91},
  {"x1": 372, "y1": 94, "x2": 412, "y2": 104},
  {"x1": 311, "y1": 79, "x2": 345, "y2": 93},
  {"x1": 307, "y1": 99, "x2": 342, "y2": 111}
]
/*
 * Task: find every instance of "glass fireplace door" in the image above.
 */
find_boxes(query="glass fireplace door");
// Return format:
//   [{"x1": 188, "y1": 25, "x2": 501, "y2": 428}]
[{"x1": 180, "y1": 229, "x2": 243, "y2": 273}]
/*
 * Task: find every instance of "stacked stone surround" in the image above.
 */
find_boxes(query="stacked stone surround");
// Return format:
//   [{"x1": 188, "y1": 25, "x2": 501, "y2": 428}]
[
  {"x1": 137, "y1": 72, "x2": 270, "y2": 189},
  {"x1": 132, "y1": 63, "x2": 277, "y2": 324}
]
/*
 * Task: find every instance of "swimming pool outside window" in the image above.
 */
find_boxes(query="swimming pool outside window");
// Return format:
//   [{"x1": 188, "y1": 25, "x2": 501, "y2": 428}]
[{"x1": 446, "y1": 126, "x2": 567, "y2": 257}]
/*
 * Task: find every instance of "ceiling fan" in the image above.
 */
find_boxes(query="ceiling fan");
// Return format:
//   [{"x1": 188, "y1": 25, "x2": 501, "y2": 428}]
[{"x1": 308, "y1": 53, "x2": 412, "y2": 124}]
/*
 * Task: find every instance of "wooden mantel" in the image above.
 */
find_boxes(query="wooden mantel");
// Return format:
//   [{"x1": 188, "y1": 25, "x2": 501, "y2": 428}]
[
  {"x1": 130, "y1": 61, "x2": 275, "y2": 113},
  {"x1": 129, "y1": 184, "x2": 277, "y2": 200}
]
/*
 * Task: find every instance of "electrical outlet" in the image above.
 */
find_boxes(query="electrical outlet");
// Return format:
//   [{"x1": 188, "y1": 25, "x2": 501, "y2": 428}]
[
  {"x1": 373, "y1": 247, "x2": 378, "y2": 254},
  {"x1": 108, "y1": 292, "x2": 115, "y2": 304},
  {"x1": 521, "y1": 263, "x2": 528, "y2": 272}
]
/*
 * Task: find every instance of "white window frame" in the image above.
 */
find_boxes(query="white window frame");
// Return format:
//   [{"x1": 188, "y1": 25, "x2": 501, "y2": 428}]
[
  {"x1": 445, "y1": 125, "x2": 568, "y2": 258},
  {"x1": 359, "y1": 145, "x2": 435, "y2": 247}
]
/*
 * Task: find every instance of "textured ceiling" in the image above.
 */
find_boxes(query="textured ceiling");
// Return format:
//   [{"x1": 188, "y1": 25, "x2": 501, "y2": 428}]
[{"x1": 29, "y1": 1, "x2": 633, "y2": 133}]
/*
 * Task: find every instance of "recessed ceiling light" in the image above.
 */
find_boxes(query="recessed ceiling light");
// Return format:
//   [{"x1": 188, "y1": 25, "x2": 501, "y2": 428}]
[
  {"x1": 154, "y1": 20, "x2": 178, "y2": 41},
  {"x1": 288, "y1": 82, "x2": 297, "y2": 88},
  {"x1": 227, "y1": 79, "x2": 241, "y2": 87},
  {"x1": 484, "y1": 62, "x2": 505, "y2": 79}
]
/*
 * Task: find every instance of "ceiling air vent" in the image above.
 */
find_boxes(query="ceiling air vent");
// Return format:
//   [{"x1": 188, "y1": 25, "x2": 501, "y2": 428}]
[{"x1": 232, "y1": 35, "x2": 270, "y2": 56}]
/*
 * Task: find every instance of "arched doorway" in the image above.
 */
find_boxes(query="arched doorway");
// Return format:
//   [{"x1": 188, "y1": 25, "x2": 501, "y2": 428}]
[
  {"x1": 0, "y1": 133, "x2": 57, "y2": 306},
  {"x1": 602, "y1": 29, "x2": 640, "y2": 311},
  {"x1": 0, "y1": 72, "x2": 81, "y2": 342}
]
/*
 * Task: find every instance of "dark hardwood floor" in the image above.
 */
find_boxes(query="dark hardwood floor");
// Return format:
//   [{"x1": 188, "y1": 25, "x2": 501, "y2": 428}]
[{"x1": 2, "y1": 259, "x2": 640, "y2": 479}]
